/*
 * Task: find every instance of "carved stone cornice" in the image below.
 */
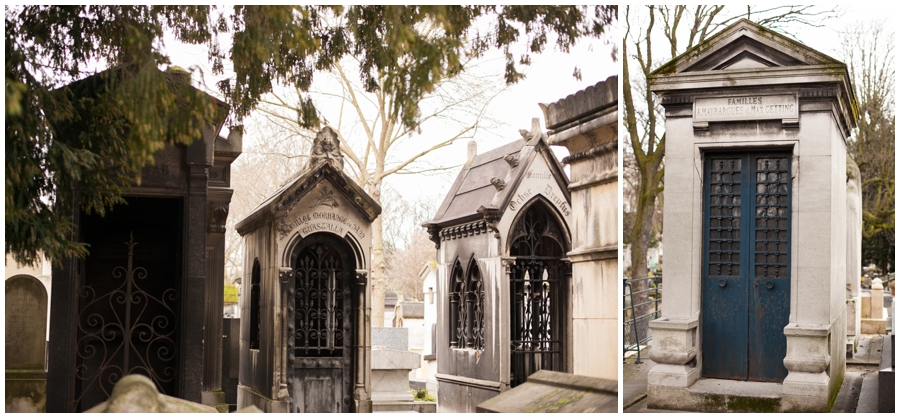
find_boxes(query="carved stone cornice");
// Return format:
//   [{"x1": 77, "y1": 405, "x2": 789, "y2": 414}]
[
  {"x1": 477, "y1": 206, "x2": 502, "y2": 238},
  {"x1": 561, "y1": 141, "x2": 618, "y2": 165},
  {"x1": 423, "y1": 223, "x2": 441, "y2": 249},
  {"x1": 438, "y1": 220, "x2": 488, "y2": 242}
]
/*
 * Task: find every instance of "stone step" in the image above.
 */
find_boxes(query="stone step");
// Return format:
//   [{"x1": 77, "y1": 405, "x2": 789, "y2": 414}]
[
  {"x1": 372, "y1": 401, "x2": 436, "y2": 413},
  {"x1": 649, "y1": 378, "x2": 782, "y2": 413}
]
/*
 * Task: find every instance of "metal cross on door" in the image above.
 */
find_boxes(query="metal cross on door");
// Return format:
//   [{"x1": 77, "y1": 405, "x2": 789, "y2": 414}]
[
  {"x1": 702, "y1": 153, "x2": 791, "y2": 382},
  {"x1": 288, "y1": 234, "x2": 355, "y2": 412}
]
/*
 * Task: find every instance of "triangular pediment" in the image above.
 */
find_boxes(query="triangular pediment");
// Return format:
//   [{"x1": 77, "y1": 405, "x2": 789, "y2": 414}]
[
  {"x1": 236, "y1": 161, "x2": 381, "y2": 236},
  {"x1": 652, "y1": 19, "x2": 843, "y2": 76}
]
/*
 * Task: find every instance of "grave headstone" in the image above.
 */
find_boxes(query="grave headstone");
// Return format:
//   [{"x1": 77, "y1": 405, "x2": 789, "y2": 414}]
[{"x1": 5, "y1": 275, "x2": 49, "y2": 413}]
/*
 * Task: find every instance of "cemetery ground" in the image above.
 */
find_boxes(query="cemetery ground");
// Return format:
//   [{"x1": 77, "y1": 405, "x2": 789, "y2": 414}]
[{"x1": 624, "y1": 334, "x2": 892, "y2": 413}]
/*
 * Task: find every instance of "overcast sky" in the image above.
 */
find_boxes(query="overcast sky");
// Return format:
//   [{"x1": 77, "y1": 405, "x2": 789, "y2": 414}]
[
  {"x1": 164, "y1": 12, "x2": 618, "y2": 210},
  {"x1": 164, "y1": 6, "x2": 892, "y2": 216}
]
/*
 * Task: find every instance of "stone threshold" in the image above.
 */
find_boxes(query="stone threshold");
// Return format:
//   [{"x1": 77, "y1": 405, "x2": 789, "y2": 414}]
[
  {"x1": 686, "y1": 378, "x2": 782, "y2": 412},
  {"x1": 650, "y1": 378, "x2": 783, "y2": 413}
]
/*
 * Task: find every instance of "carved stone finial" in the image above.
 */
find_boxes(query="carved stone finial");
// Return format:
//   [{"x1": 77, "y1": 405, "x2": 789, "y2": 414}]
[
  {"x1": 307, "y1": 127, "x2": 343, "y2": 170},
  {"x1": 519, "y1": 117, "x2": 544, "y2": 143},
  {"x1": 518, "y1": 129, "x2": 530, "y2": 139}
]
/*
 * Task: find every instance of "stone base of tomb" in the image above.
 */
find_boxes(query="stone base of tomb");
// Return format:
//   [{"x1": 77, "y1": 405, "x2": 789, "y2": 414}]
[
  {"x1": 648, "y1": 378, "x2": 782, "y2": 413},
  {"x1": 236, "y1": 384, "x2": 290, "y2": 413}
]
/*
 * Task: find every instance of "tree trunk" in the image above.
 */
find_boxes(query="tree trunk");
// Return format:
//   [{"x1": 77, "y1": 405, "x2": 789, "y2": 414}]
[{"x1": 628, "y1": 163, "x2": 662, "y2": 346}]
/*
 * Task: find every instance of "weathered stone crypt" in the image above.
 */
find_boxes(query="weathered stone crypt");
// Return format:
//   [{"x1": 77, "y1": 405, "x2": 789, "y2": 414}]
[
  {"x1": 423, "y1": 123, "x2": 574, "y2": 412},
  {"x1": 45, "y1": 67, "x2": 241, "y2": 412},
  {"x1": 234, "y1": 127, "x2": 380, "y2": 412},
  {"x1": 645, "y1": 19, "x2": 857, "y2": 412}
]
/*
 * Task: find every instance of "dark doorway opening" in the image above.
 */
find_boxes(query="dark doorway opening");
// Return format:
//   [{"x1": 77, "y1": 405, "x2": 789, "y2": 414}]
[
  {"x1": 74, "y1": 196, "x2": 183, "y2": 411},
  {"x1": 509, "y1": 201, "x2": 570, "y2": 388}
]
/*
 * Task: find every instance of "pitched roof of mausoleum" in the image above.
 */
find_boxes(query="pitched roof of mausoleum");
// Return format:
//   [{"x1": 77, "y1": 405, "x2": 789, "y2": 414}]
[
  {"x1": 648, "y1": 18, "x2": 858, "y2": 134},
  {"x1": 235, "y1": 128, "x2": 381, "y2": 235},
  {"x1": 427, "y1": 121, "x2": 569, "y2": 227},
  {"x1": 650, "y1": 18, "x2": 845, "y2": 76}
]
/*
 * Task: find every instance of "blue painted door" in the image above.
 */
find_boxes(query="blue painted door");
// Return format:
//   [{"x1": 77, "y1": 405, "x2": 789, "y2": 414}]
[{"x1": 702, "y1": 153, "x2": 791, "y2": 382}]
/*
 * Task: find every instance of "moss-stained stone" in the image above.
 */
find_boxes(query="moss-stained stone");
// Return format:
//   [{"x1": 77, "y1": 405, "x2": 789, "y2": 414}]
[
  {"x1": 5, "y1": 371, "x2": 47, "y2": 413},
  {"x1": 477, "y1": 370, "x2": 615, "y2": 413},
  {"x1": 727, "y1": 395, "x2": 780, "y2": 413}
]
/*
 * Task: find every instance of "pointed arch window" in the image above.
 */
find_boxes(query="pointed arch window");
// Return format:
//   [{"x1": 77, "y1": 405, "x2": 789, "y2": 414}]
[
  {"x1": 250, "y1": 258, "x2": 261, "y2": 350},
  {"x1": 509, "y1": 202, "x2": 569, "y2": 387},
  {"x1": 449, "y1": 258, "x2": 485, "y2": 350}
]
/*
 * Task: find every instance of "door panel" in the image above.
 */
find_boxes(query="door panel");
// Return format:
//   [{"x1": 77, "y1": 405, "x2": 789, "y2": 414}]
[
  {"x1": 702, "y1": 157, "x2": 748, "y2": 380},
  {"x1": 702, "y1": 153, "x2": 791, "y2": 382},
  {"x1": 748, "y1": 156, "x2": 791, "y2": 382},
  {"x1": 289, "y1": 234, "x2": 355, "y2": 412}
]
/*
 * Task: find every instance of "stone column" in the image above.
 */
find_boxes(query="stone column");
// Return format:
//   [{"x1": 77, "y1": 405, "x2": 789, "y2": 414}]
[
  {"x1": 542, "y1": 77, "x2": 619, "y2": 381},
  {"x1": 356, "y1": 269, "x2": 372, "y2": 412},
  {"x1": 183, "y1": 163, "x2": 209, "y2": 403},
  {"x1": 201, "y1": 192, "x2": 232, "y2": 412},
  {"x1": 846, "y1": 158, "x2": 862, "y2": 349}
]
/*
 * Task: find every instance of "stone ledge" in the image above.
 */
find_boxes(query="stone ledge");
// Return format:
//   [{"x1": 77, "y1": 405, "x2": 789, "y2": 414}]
[
  {"x1": 435, "y1": 373, "x2": 501, "y2": 391},
  {"x1": 649, "y1": 317, "x2": 699, "y2": 331},
  {"x1": 783, "y1": 322, "x2": 829, "y2": 337}
]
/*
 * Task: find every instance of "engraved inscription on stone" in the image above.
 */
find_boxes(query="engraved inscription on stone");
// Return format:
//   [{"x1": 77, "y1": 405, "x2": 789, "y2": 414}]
[
  {"x1": 5, "y1": 276, "x2": 48, "y2": 370},
  {"x1": 694, "y1": 94, "x2": 797, "y2": 122}
]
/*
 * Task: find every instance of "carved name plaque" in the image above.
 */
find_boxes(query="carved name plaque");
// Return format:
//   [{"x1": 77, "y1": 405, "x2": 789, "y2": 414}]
[
  {"x1": 694, "y1": 94, "x2": 797, "y2": 122},
  {"x1": 278, "y1": 211, "x2": 366, "y2": 240}
]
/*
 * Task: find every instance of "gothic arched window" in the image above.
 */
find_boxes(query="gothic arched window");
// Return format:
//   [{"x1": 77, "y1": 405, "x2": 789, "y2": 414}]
[
  {"x1": 467, "y1": 259, "x2": 485, "y2": 350},
  {"x1": 449, "y1": 258, "x2": 485, "y2": 350},
  {"x1": 449, "y1": 261, "x2": 464, "y2": 349}
]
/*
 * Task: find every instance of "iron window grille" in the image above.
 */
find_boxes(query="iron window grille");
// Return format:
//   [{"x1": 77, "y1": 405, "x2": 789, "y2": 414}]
[{"x1": 449, "y1": 259, "x2": 485, "y2": 350}]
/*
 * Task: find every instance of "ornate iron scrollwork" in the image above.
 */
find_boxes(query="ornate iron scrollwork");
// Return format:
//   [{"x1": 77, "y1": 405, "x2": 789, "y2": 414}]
[
  {"x1": 449, "y1": 259, "x2": 485, "y2": 350},
  {"x1": 509, "y1": 204, "x2": 568, "y2": 388},
  {"x1": 74, "y1": 233, "x2": 178, "y2": 411},
  {"x1": 293, "y1": 243, "x2": 348, "y2": 356}
]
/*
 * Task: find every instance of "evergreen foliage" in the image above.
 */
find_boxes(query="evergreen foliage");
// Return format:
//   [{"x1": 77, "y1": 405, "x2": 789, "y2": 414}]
[{"x1": 5, "y1": 5, "x2": 615, "y2": 266}]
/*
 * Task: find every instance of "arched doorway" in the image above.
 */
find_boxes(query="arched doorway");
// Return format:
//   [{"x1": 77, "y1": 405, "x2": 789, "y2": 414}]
[
  {"x1": 288, "y1": 232, "x2": 357, "y2": 412},
  {"x1": 508, "y1": 200, "x2": 570, "y2": 387}
]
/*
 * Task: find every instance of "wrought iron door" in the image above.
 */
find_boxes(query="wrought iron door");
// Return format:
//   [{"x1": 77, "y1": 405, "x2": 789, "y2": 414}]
[
  {"x1": 288, "y1": 233, "x2": 355, "y2": 412},
  {"x1": 702, "y1": 153, "x2": 791, "y2": 382},
  {"x1": 74, "y1": 197, "x2": 182, "y2": 411},
  {"x1": 509, "y1": 204, "x2": 569, "y2": 388}
]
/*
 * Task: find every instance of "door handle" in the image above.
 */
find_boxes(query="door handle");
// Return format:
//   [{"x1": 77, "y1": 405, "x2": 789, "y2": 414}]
[
  {"x1": 766, "y1": 281, "x2": 774, "y2": 290},
  {"x1": 718, "y1": 278, "x2": 727, "y2": 288}
]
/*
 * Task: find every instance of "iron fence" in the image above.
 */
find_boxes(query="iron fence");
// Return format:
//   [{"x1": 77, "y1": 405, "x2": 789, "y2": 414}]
[{"x1": 623, "y1": 275, "x2": 662, "y2": 363}]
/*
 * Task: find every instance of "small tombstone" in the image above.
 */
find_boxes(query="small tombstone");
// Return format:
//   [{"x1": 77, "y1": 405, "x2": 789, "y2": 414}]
[
  {"x1": 6, "y1": 275, "x2": 49, "y2": 412},
  {"x1": 6, "y1": 275, "x2": 48, "y2": 370}
]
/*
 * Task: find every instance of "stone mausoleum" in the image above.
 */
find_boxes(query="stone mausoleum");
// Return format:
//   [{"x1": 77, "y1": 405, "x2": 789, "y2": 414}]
[
  {"x1": 234, "y1": 127, "x2": 380, "y2": 412},
  {"x1": 423, "y1": 121, "x2": 574, "y2": 412},
  {"x1": 45, "y1": 67, "x2": 241, "y2": 412},
  {"x1": 646, "y1": 19, "x2": 857, "y2": 412}
]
